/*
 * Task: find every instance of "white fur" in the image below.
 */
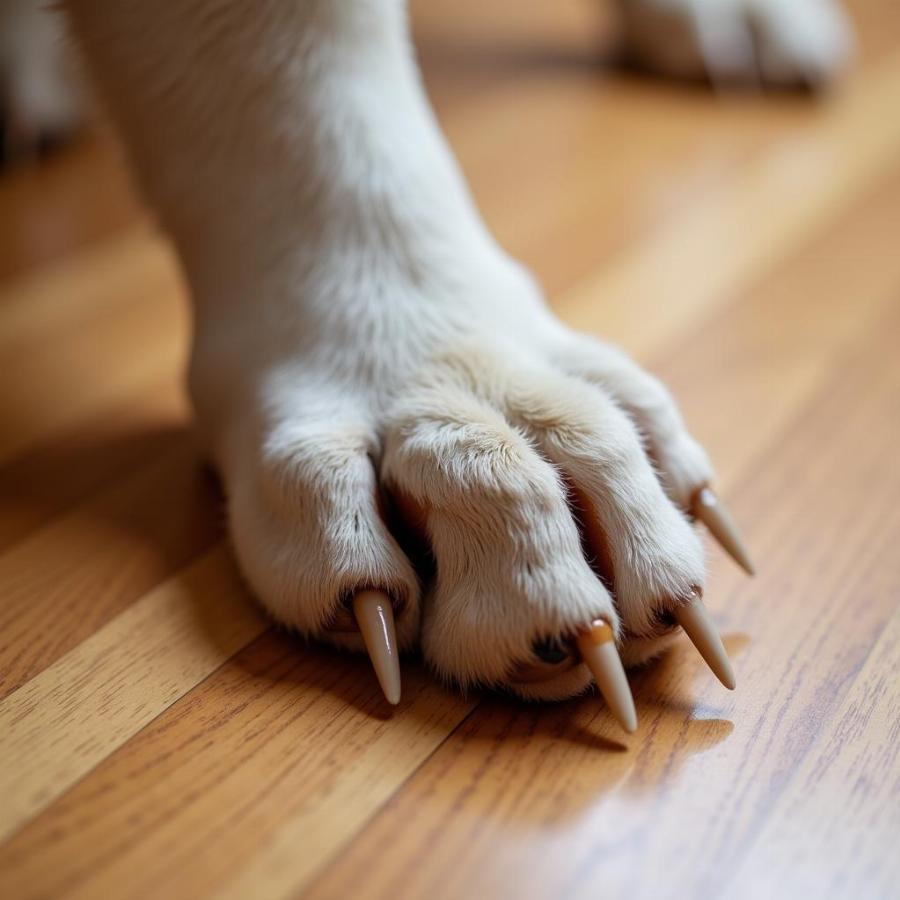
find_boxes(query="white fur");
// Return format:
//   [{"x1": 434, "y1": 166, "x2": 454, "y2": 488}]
[
  {"x1": 618, "y1": 0, "x2": 853, "y2": 87},
  {"x1": 54, "y1": 0, "x2": 846, "y2": 698}
]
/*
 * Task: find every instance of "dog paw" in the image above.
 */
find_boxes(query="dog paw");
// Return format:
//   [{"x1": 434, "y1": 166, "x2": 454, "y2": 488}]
[
  {"x1": 383, "y1": 335, "x2": 710, "y2": 700},
  {"x1": 190, "y1": 246, "x2": 725, "y2": 704},
  {"x1": 617, "y1": 0, "x2": 854, "y2": 88}
]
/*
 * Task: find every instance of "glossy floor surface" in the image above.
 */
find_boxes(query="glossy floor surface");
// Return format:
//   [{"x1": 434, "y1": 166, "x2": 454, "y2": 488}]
[{"x1": 1, "y1": 1, "x2": 898, "y2": 898}]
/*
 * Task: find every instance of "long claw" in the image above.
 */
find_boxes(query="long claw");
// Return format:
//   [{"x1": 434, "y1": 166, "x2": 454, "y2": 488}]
[
  {"x1": 673, "y1": 598, "x2": 736, "y2": 690},
  {"x1": 692, "y1": 485, "x2": 756, "y2": 576},
  {"x1": 352, "y1": 590, "x2": 402, "y2": 705},
  {"x1": 575, "y1": 620, "x2": 638, "y2": 734}
]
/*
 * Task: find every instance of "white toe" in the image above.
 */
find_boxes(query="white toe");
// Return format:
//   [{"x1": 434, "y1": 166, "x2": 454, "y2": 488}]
[
  {"x1": 384, "y1": 376, "x2": 616, "y2": 695},
  {"x1": 223, "y1": 401, "x2": 421, "y2": 650}
]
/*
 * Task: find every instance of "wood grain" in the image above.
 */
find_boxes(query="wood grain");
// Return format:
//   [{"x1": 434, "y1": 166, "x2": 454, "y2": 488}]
[
  {"x1": 0, "y1": 0, "x2": 898, "y2": 897},
  {"x1": 0, "y1": 441, "x2": 221, "y2": 697},
  {"x1": 0, "y1": 547, "x2": 266, "y2": 842},
  {"x1": 729, "y1": 606, "x2": 900, "y2": 899},
  {"x1": 0, "y1": 631, "x2": 474, "y2": 899},
  {"x1": 0, "y1": 376, "x2": 186, "y2": 551}
]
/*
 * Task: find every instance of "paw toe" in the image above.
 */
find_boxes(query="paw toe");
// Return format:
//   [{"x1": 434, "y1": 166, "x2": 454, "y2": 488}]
[{"x1": 225, "y1": 415, "x2": 421, "y2": 649}]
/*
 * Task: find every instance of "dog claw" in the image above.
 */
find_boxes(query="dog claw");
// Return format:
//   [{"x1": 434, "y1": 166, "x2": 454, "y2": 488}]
[
  {"x1": 673, "y1": 598, "x2": 736, "y2": 690},
  {"x1": 353, "y1": 590, "x2": 402, "y2": 705},
  {"x1": 575, "y1": 620, "x2": 638, "y2": 734},
  {"x1": 692, "y1": 485, "x2": 755, "y2": 575}
]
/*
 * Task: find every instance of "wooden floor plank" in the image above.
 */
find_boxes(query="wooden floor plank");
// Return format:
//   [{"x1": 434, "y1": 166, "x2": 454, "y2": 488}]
[
  {"x1": 557, "y1": 50, "x2": 900, "y2": 359},
  {"x1": 423, "y1": 0, "x2": 900, "y2": 299},
  {"x1": 0, "y1": 631, "x2": 473, "y2": 900},
  {"x1": 0, "y1": 133, "x2": 140, "y2": 281},
  {"x1": 726, "y1": 607, "x2": 900, "y2": 900},
  {"x1": 648, "y1": 165, "x2": 900, "y2": 488},
  {"x1": 0, "y1": 227, "x2": 182, "y2": 461},
  {"x1": 0, "y1": 442, "x2": 220, "y2": 698},
  {"x1": 0, "y1": 547, "x2": 267, "y2": 844},
  {"x1": 0, "y1": 227, "x2": 170, "y2": 342},
  {"x1": 302, "y1": 301, "x2": 900, "y2": 900},
  {"x1": 0, "y1": 376, "x2": 186, "y2": 552}
]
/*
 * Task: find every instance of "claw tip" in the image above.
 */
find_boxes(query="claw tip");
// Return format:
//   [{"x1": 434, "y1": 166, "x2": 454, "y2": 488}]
[
  {"x1": 575, "y1": 624, "x2": 638, "y2": 735},
  {"x1": 674, "y1": 599, "x2": 736, "y2": 690},
  {"x1": 353, "y1": 590, "x2": 402, "y2": 706},
  {"x1": 693, "y1": 486, "x2": 756, "y2": 576}
]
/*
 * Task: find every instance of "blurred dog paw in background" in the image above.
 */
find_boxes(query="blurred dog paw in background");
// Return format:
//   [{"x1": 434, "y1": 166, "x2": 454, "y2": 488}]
[{"x1": 0, "y1": 0, "x2": 87, "y2": 164}]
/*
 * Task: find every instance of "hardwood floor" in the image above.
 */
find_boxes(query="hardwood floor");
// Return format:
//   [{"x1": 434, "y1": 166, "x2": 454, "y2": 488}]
[{"x1": 1, "y1": 1, "x2": 898, "y2": 898}]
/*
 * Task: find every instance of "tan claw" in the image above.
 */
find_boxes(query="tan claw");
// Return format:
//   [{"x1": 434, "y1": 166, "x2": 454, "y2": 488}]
[
  {"x1": 352, "y1": 590, "x2": 402, "y2": 706},
  {"x1": 673, "y1": 597, "x2": 736, "y2": 690},
  {"x1": 692, "y1": 485, "x2": 756, "y2": 576},
  {"x1": 575, "y1": 619, "x2": 638, "y2": 734}
]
